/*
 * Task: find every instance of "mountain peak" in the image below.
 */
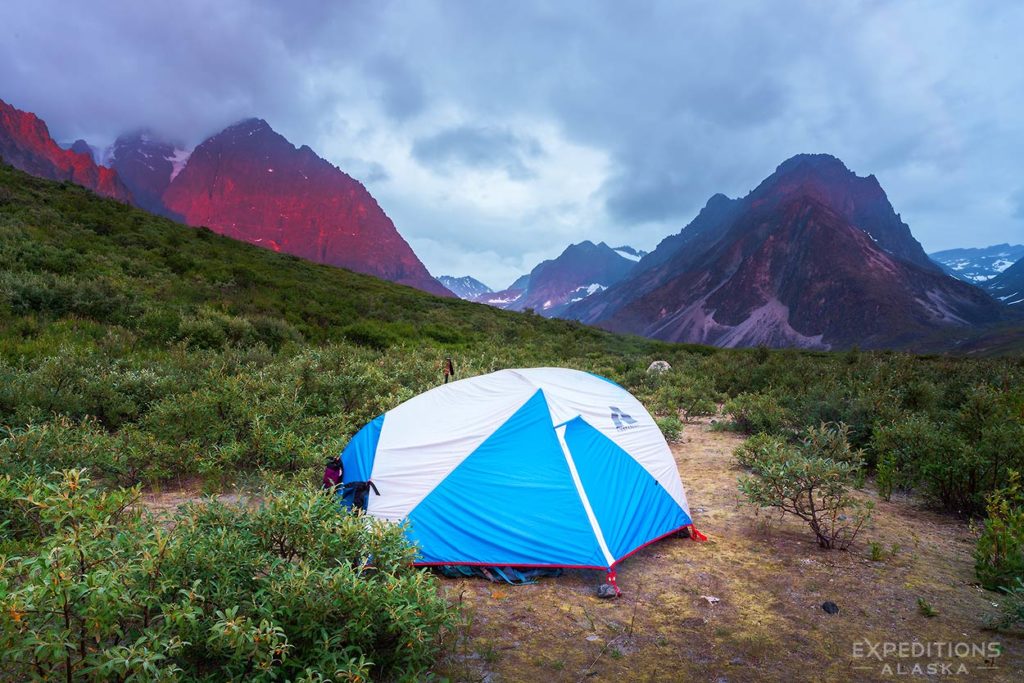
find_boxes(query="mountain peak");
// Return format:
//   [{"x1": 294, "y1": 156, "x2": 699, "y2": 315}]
[
  {"x1": 107, "y1": 129, "x2": 190, "y2": 217},
  {"x1": 224, "y1": 118, "x2": 273, "y2": 136},
  {"x1": 746, "y1": 152, "x2": 937, "y2": 271},
  {"x1": 774, "y1": 153, "x2": 850, "y2": 176},
  {"x1": 566, "y1": 153, "x2": 1001, "y2": 349},
  {"x1": 438, "y1": 275, "x2": 493, "y2": 300},
  {"x1": 0, "y1": 97, "x2": 132, "y2": 202},
  {"x1": 69, "y1": 139, "x2": 94, "y2": 161},
  {"x1": 162, "y1": 118, "x2": 452, "y2": 297},
  {"x1": 705, "y1": 192, "x2": 733, "y2": 208}
]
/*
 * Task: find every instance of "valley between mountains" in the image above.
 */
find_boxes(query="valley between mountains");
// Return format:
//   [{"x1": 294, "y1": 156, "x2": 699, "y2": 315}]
[{"x1": 2, "y1": 96, "x2": 1021, "y2": 353}]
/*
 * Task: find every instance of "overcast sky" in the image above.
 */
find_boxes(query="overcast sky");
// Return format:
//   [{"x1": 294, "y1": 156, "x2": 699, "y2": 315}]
[{"x1": 3, "y1": 1, "x2": 1023, "y2": 288}]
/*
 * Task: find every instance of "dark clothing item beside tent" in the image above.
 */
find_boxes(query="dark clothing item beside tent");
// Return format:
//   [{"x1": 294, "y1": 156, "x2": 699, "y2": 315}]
[{"x1": 322, "y1": 458, "x2": 342, "y2": 490}]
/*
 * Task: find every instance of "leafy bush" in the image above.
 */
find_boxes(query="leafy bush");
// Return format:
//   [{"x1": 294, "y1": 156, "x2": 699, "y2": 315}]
[
  {"x1": 342, "y1": 321, "x2": 401, "y2": 350},
  {"x1": 669, "y1": 372, "x2": 721, "y2": 420},
  {"x1": 734, "y1": 433, "x2": 790, "y2": 470},
  {"x1": 723, "y1": 392, "x2": 791, "y2": 435},
  {"x1": 0, "y1": 470, "x2": 457, "y2": 681},
  {"x1": 655, "y1": 415, "x2": 683, "y2": 442},
  {"x1": 737, "y1": 423, "x2": 871, "y2": 549},
  {"x1": 975, "y1": 470, "x2": 1024, "y2": 591},
  {"x1": 876, "y1": 448, "x2": 897, "y2": 501},
  {"x1": 871, "y1": 413, "x2": 972, "y2": 512},
  {"x1": 989, "y1": 578, "x2": 1024, "y2": 630}
]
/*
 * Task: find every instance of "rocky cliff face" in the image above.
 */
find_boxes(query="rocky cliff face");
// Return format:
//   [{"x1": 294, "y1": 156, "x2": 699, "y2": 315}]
[
  {"x1": 108, "y1": 131, "x2": 189, "y2": 218},
  {"x1": 1, "y1": 98, "x2": 450, "y2": 297},
  {"x1": 567, "y1": 154, "x2": 1007, "y2": 349},
  {"x1": 0, "y1": 98, "x2": 132, "y2": 202},
  {"x1": 161, "y1": 119, "x2": 451, "y2": 296}
]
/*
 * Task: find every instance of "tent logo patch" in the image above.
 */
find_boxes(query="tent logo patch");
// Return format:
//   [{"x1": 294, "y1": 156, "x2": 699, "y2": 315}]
[{"x1": 610, "y1": 406, "x2": 639, "y2": 431}]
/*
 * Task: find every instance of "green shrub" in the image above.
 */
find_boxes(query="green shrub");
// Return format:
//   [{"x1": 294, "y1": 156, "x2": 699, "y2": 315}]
[
  {"x1": 876, "y1": 449, "x2": 897, "y2": 501},
  {"x1": 656, "y1": 415, "x2": 683, "y2": 442},
  {"x1": 733, "y1": 433, "x2": 790, "y2": 470},
  {"x1": 672, "y1": 373, "x2": 721, "y2": 420},
  {"x1": 989, "y1": 578, "x2": 1024, "y2": 630},
  {"x1": 869, "y1": 542, "x2": 884, "y2": 562},
  {"x1": 248, "y1": 314, "x2": 302, "y2": 350},
  {"x1": 871, "y1": 413, "x2": 974, "y2": 513},
  {"x1": 0, "y1": 470, "x2": 457, "y2": 681},
  {"x1": 975, "y1": 470, "x2": 1024, "y2": 591},
  {"x1": 916, "y1": 597, "x2": 938, "y2": 618},
  {"x1": 723, "y1": 392, "x2": 791, "y2": 435},
  {"x1": 738, "y1": 423, "x2": 871, "y2": 549},
  {"x1": 800, "y1": 422, "x2": 862, "y2": 463},
  {"x1": 342, "y1": 321, "x2": 399, "y2": 350},
  {"x1": 176, "y1": 314, "x2": 229, "y2": 349}
]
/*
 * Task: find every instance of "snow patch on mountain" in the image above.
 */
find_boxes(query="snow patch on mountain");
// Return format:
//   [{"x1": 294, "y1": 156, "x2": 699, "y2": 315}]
[
  {"x1": 566, "y1": 283, "x2": 607, "y2": 303},
  {"x1": 169, "y1": 148, "x2": 191, "y2": 181},
  {"x1": 929, "y1": 244, "x2": 1024, "y2": 284},
  {"x1": 614, "y1": 249, "x2": 641, "y2": 262},
  {"x1": 612, "y1": 245, "x2": 648, "y2": 262}
]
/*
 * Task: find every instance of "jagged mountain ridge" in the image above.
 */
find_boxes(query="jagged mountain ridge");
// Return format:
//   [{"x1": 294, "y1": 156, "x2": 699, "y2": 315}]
[
  {"x1": 0, "y1": 98, "x2": 132, "y2": 202},
  {"x1": 566, "y1": 154, "x2": 1009, "y2": 349},
  {"x1": 473, "y1": 241, "x2": 640, "y2": 316},
  {"x1": 0, "y1": 96, "x2": 451, "y2": 297},
  {"x1": 161, "y1": 119, "x2": 451, "y2": 296},
  {"x1": 437, "y1": 275, "x2": 493, "y2": 300}
]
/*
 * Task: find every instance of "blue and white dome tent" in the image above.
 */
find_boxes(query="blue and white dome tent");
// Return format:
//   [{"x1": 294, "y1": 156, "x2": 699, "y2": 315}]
[{"x1": 338, "y1": 367, "x2": 705, "y2": 593}]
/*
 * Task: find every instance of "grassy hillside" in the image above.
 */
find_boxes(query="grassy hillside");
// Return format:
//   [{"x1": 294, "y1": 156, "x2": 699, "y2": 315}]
[
  {"x1": 0, "y1": 161, "x2": 1021, "y2": 508},
  {"x1": 1, "y1": 163, "x2": 1022, "y2": 680},
  {"x1": 0, "y1": 163, "x2": 680, "y2": 484}
]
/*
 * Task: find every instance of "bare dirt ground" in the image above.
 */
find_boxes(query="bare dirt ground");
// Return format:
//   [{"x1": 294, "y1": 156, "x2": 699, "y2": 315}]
[
  {"x1": 433, "y1": 420, "x2": 1024, "y2": 682},
  {"x1": 139, "y1": 480, "x2": 250, "y2": 518}
]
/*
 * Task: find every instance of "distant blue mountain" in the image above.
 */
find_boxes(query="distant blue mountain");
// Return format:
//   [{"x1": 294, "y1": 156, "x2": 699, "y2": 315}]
[
  {"x1": 929, "y1": 243, "x2": 1024, "y2": 284},
  {"x1": 437, "y1": 275, "x2": 493, "y2": 300}
]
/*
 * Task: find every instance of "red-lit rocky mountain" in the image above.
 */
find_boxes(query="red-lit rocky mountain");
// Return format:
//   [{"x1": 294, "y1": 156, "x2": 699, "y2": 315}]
[
  {"x1": 566, "y1": 154, "x2": 1008, "y2": 349},
  {"x1": 0, "y1": 98, "x2": 131, "y2": 202},
  {"x1": 473, "y1": 241, "x2": 640, "y2": 316},
  {"x1": 162, "y1": 119, "x2": 451, "y2": 296}
]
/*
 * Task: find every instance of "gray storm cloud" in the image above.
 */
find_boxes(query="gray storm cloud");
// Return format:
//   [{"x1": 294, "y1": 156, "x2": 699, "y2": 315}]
[
  {"x1": 1, "y1": 0, "x2": 1022, "y2": 285},
  {"x1": 412, "y1": 126, "x2": 544, "y2": 180}
]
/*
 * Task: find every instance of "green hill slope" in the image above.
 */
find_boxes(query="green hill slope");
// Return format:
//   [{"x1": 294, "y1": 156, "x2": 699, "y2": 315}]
[
  {"x1": 0, "y1": 163, "x2": 668, "y2": 356},
  {"x1": 0, "y1": 163, "x2": 678, "y2": 485},
  {"x1": 0, "y1": 163, "x2": 1021, "y2": 520}
]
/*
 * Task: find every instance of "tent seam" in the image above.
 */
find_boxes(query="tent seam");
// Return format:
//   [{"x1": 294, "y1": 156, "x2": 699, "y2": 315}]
[{"x1": 555, "y1": 419, "x2": 616, "y2": 568}]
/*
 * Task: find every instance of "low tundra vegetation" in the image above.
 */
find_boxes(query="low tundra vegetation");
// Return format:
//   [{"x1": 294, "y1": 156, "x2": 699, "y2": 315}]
[
  {"x1": 0, "y1": 470, "x2": 457, "y2": 681},
  {"x1": 0, "y1": 163, "x2": 1023, "y2": 674}
]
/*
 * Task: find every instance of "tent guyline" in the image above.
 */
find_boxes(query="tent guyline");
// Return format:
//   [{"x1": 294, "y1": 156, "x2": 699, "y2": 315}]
[{"x1": 335, "y1": 368, "x2": 705, "y2": 592}]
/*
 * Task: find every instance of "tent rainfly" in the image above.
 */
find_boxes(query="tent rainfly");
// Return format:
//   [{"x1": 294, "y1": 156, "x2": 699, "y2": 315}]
[{"x1": 338, "y1": 367, "x2": 704, "y2": 592}]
